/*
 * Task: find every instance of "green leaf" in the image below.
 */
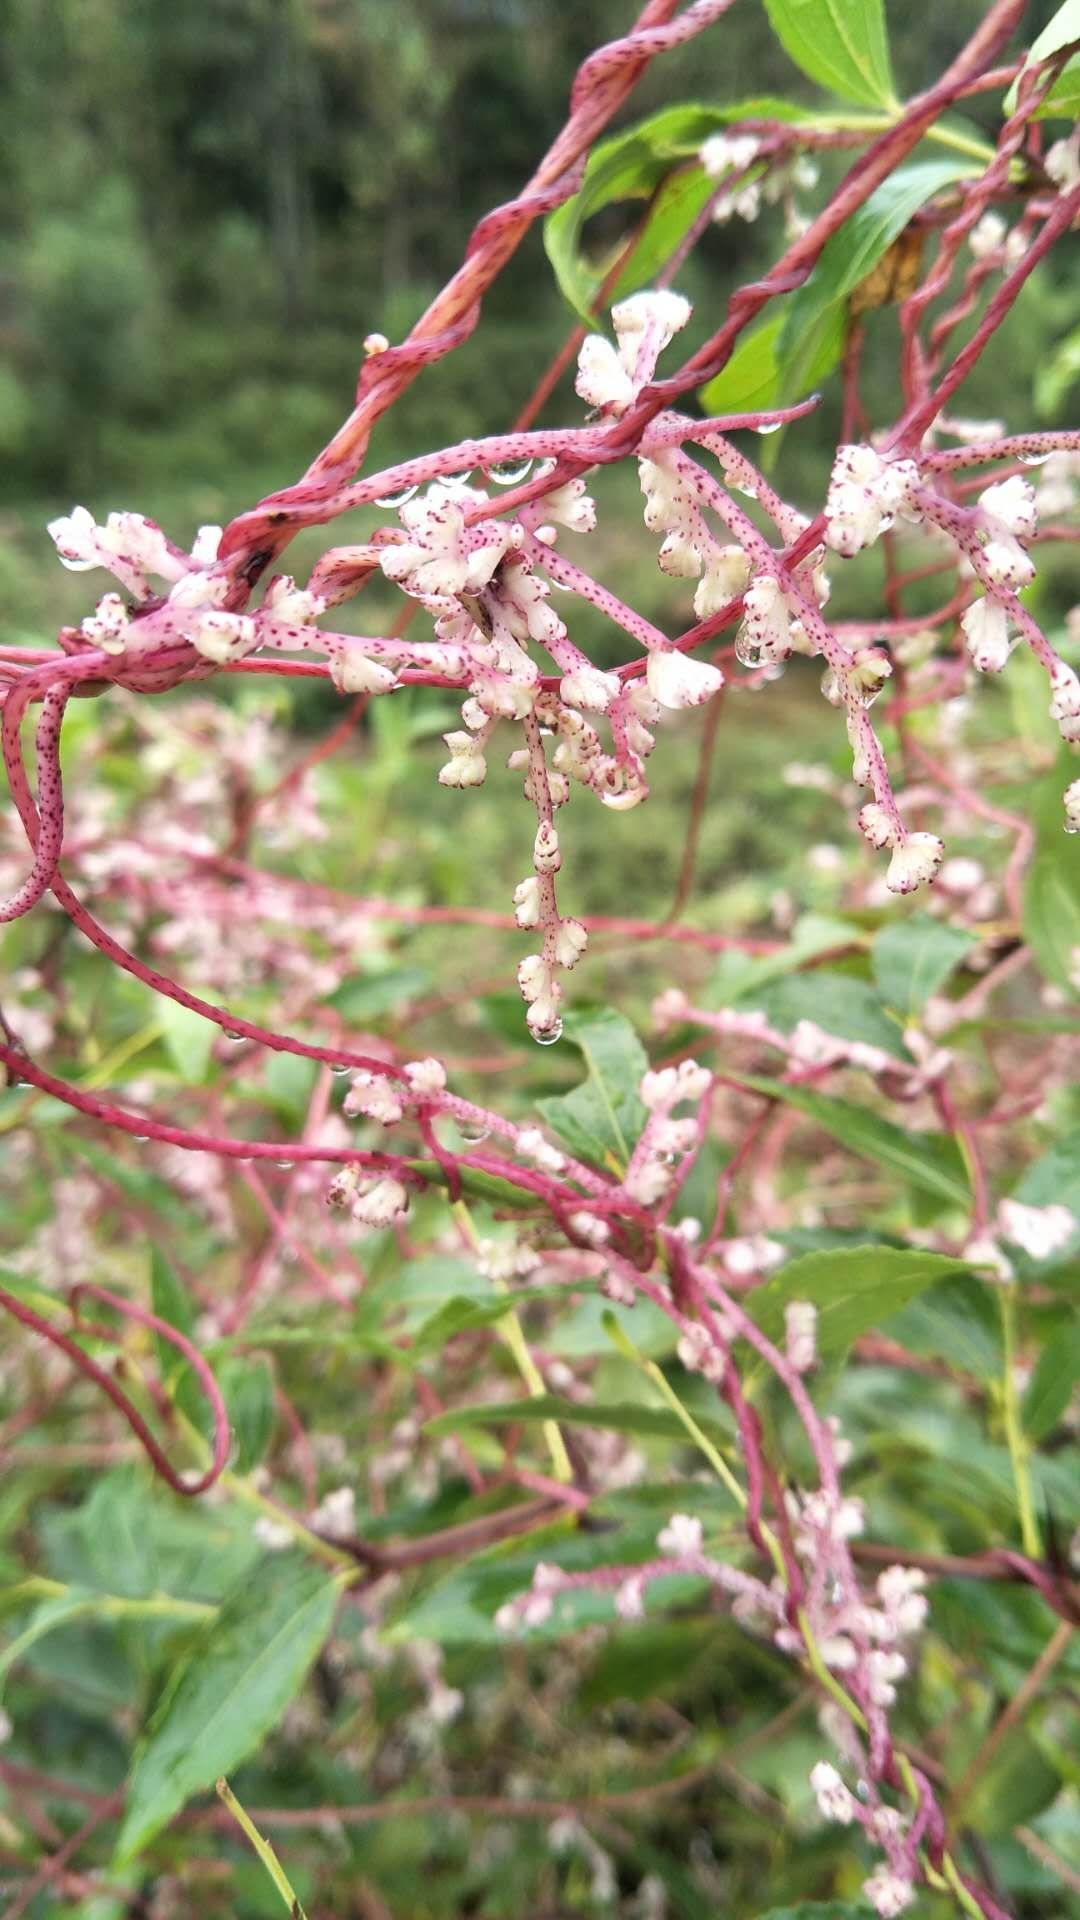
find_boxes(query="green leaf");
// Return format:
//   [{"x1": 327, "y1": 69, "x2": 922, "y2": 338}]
[
  {"x1": 1006, "y1": 0, "x2": 1080, "y2": 115},
  {"x1": 763, "y1": 0, "x2": 896, "y2": 107},
  {"x1": 536, "y1": 1007, "x2": 648, "y2": 1174},
  {"x1": 871, "y1": 915, "x2": 975, "y2": 1017},
  {"x1": 423, "y1": 1393, "x2": 735, "y2": 1454},
  {"x1": 735, "y1": 1075, "x2": 971, "y2": 1206},
  {"x1": 116, "y1": 1556, "x2": 342, "y2": 1861},
  {"x1": 962, "y1": 1730, "x2": 1062, "y2": 1836},
  {"x1": 754, "y1": 1907, "x2": 866, "y2": 1920},
  {"x1": 220, "y1": 1356, "x2": 275, "y2": 1475},
  {"x1": 698, "y1": 313, "x2": 784, "y2": 415},
  {"x1": 776, "y1": 156, "x2": 979, "y2": 402},
  {"x1": 1024, "y1": 850, "x2": 1080, "y2": 997},
  {"x1": 544, "y1": 101, "x2": 815, "y2": 323},
  {"x1": 734, "y1": 970, "x2": 909, "y2": 1059},
  {"x1": 150, "y1": 1246, "x2": 196, "y2": 1389},
  {"x1": 745, "y1": 1246, "x2": 967, "y2": 1358},
  {"x1": 158, "y1": 998, "x2": 216, "y2": 1086},
  {"x1": 1023, "y1": 1320, "x2": 1080, "y2": 1439},
  {"x1": 879, "y1": 1273, "x2": 1002, "y2": 1383}
]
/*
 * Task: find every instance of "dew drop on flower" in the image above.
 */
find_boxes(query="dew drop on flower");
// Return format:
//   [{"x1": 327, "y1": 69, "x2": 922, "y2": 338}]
[
  {"x1": 330, "y1": 1062, "x2": 351, "y2": 1076},
  {"x1": 754, "y1": 420, "x2": 783, "y2": 436},
  {"x1": 1018, "y1": 451, "x2": 1049, "y2": 467},
  {"x1": 486, "y1": 457, "x2": 534, "y2": 486},
  {"x1": 442, "y1": 469, "x2": 474, "y2": 488},
  {"x1": 374, "y1": 483, "x2": 418, "y2": 509},
  {"x1": 458, "y1": 1118, "x2": 491, "y2": 1143},
  {"x1": 734, "y1": 630, "x2": 762, "y2": 669},
  {"x1": 735, "y1": 480, "x2": 758, "y2": 499},
  {"x1": 533, "y1": 1020, "x2": 564, "y2": 1046}
]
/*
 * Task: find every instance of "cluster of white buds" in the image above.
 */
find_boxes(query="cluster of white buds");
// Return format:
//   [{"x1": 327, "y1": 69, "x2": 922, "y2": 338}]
[
  {"x1": 182, "y1": 609, "x2": 259, "y2": 666},
  {"x1": 621, "y1": 1059, "x2": 710, "y2": 1205},
  {"x1": 327, "y1": 1163, "x2": 409, "y2": 1228},
  {"x1": 637, "y1": 447, "x2": 752, "y2": 623},
  {"x1": 48, "y1": 505, "x2": 189, "y2": 594},
  {"x1": 262, "y1": 573, "x2": 326, "y2": 627},
  {"x1": 976, "y1": 474, "x2": 1037, "y2": 589},
  {"x1": 824, "y1": 446, "x2": 919, "y2": 558},
  {"x1": 438, "y1": 728, "x2": 488, "y2": 788},
  {"x1": 1048, "y1": 661, "x2": 1080, "y2": 745},
  {"x1": 646, "y1": 647, "x2": 724, "y2": 710},
  {"x1": 80, "y1": 593, "x2": 131, "y2": 655},
  {"x1": 575, "y1": 290, "x2": 692, "y2": 418},
  {"x1": 331, "y1": 646, "x2": 399, "y2": 695},
  {"x1": 380, "y1": 482, "x2": 518, "y2": 603},
  {"x1": 343, "y1": 1070, "x2": 406, "y2": 1126},
  {"x1": 784, "y1": 1300, "x2": 817, "y2": 1373},
  {"x1": 737, "y1": 572, "x2": 821, "y2": 670},
  {"x1": 997, "y1": 1197, "x2": 1076, "y2": 1261},
  {"x1": 310, "y1": 1484, "x2": 356, "y2": 1540},
  {"x1": 516, "y1": 1125, "x2": 567, "y2": 1174},
  {"x1": 885, "y1": 832, "x2": 944, "y2": 895}
]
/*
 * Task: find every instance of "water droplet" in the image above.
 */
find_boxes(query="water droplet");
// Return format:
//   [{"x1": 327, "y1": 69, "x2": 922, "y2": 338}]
[
  {"x1": 223, "y1": 1030, "x2": 245, "y2": 1044},
  {"x1": 734, "y1": 629, "x2": 762, "y2": 669},
  {"x1": 1065, "y1": 821, "x2": 1079, "y2": 835},
  {"x1": 275, "y1": 1159, "x2": 295, "y2": 1170},
  {"x1": 533, "y1": 1020, "x2": 564, "y2": 1047},
  {"x1": 486, "y1": 457, "x2": 534, "y2": 487},
  {"x1": 735, "y1": 480, "x2": 758, "y2": 499},
  {"x1": 457, "y1": 1118, "x2": 490, "y2": 1144},
  {"x1": 441, "y1": 469, "x2": 474, "y2": 489},
  {"x1": 375, "y1": 483, "x2": 418, "y2": 509},
  {"x1": 1019, "y1": 451, "x2": 1049, "y2": 467},
  {"x1": 754, "y1": 420, "x2": 783, "y2": 436},
  {"x1": 330, "y1": 1063, "x2": 351, "y2": 1076},
  {"x1": 133, "y1": 1134, "x2": 149, "y2": 1143}
]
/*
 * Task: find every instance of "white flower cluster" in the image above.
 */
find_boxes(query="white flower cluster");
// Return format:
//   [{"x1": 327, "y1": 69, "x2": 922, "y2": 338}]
[
  {"x1": 824, "y1": 445, "x2": 919, "y2": 558},
  {"x1": 976, "y1": 473, "x2": 1037, "y2": 590},
  {"x1": 575, "y1": 290, "x2": 692, "y2": 417},
  {"x1": 620, "y1": 1058, "x2": 710, "y2": 1205},
  {"x1": 637, "y1": 444, "x2": 751, "y2": 625},
  {"x1": 327, "y1": 1162, "x2": 410, "y2": 1228}
]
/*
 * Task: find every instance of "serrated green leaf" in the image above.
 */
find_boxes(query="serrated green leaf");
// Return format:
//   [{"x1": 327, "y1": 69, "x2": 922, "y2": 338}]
[
  {"x1": 536, "y1": 1007, "x2": 648, "y2": 1174},
  {"x1": 745, "y1": 1245, "x2": 967, "y2": 1357},
  {"x1": 763, "y1": 0, "x2": 896, "y2": 107},
  {"x1": 116, "y1": 1557, "x2": 341, "y2": 1861},
  {"x1": 735, "y1": 1074, "x2": 971, "y2": 1206},
  {"x1": 871, "y1": 915, "x2": 975, "y2": 1017}
]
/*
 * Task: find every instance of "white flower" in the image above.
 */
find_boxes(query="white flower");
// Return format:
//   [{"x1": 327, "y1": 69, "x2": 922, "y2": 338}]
[
  {"x1": 997, "y1": 1198, "x2": 1076, "y2": 1261},
  {"x1": 981, "y1": 535, "x2": 1035, "y2": 590},
  {"x1": 858, "y1": 801, "x2": 898, "y2": 849},
  {"x1": 532, "y1": 821, "x2": 561, "y2": 873},
  {"x1": 625, "y1": 1158, "x2": 674, "y2": 1204},
  {"x1": 615, "y1": 1576, "x2": 646, "y2": 1621},
  {"x1": 48, "y1": 504, "x2": 101, "y2": 569},
  {"x1": 311, "y1": 1485, "x2": 356, "y2": 1538},
  {"x1": 1049, "y1": 663, "x2": 1080, "y2": 742},
  {"x1": 646, "y1": 648, "x2": 723, "y2": 709},
  {"x1": 657, "y1": 1513, "x2": 703, "y2": 1557},
  {"x1": 351, "y1": 1176, "x2": 410, "y2": 1227},
  {"x1": 568, "y1": 1210, "x2": 611, "y2": 1247},
  {"x1": 438, "y1": 730, "x2": 487, "y2": 788},
  {"x1": 100, "y1": 511, "x2": 185, "y2": 580},
  {"x1": 693, "y1": 546, "x2": 750, "y2": 620},
  {"x1": 559, "y1": 664, "x2": 619, "y2": 712},
  {"x1": 611, "y1": 290, "x2": 692, "y2": 369},
  {"x1": 1065, "y1": 778, "x2": 1080, "y2": 832},
  {"x1": 979, "y1": 475, "x2": 1037, "y2": 539},
  {"x1": 554, "y1": 918, "x2": 588, "y2": 968},
  {"x1": 969, "y1": 210, "x2": 1006, "y2": 259},
  {"x1": 825, "y1": 445, "x2": 917, "y2": 557},
  {"x1": 542, "y1": 478, "x2": 597, "y2": 533},
  {"x1": 809, "y1": 1761, "x2": 856, "y2": 1825},
  {"x1": 866, "y1": 1646, "x2": 908, "y2": 1705},
  {"x1": 700, "y1": 131, "x2": 760, "y2": 178},
  {"x1": 784, "y1": 1300, "x2": 817, "y2": 1373},
  {"x1": 264, "y1": 573, "x2": 326, "y2": 625},
  {"x1": 863, "y1": 1867, "x2": 915, "y2": 1918},
  {"x1": 191, "y1": 524, "x2": 223, "y2": 566},
  {"x1": 516, "y1": 1126, "x2": 566, "y2": 1173},
  {"x1": 331, "y1": 648, "x2": 398, "y2": 695},
  {"x1": 961, "y1": 597, "x2": 1011, "y2": 672},
  {"x1": 380, "y1": 491, "x2": 512, "y2": 599},
  {"x1": 513, "y1": 875, "x2": 542, "y2": 927},
  {"x1": 80, "y1": 592, "x2": 130, "y2": 654},
  {"x1": 343, "y1": 1070, "x2": 406, "y2": 1125},
  {"x1": 404, "y1": 1058, "x2": 446, "y2": 1096},
  {"x1": 640, "y1": 1067, "x2": 679, "y2": 1111},
  {"x1": 167, "y1": 567, "x2": 231, "y2": 609},
  {"x1": 740, "y1": 574, "x2": 793, "y2": 663},
  {"x1": 886, "y1": 832, "x2": 943, "y2": 895},
  {"x1": 1046, "y1": 135, "x2": 1080, "y2": 195},
  {"x1": 186, "y1": 611, "x2": 258, "y2": 664},
  {"x1": 575, "y1": 334, "x2": 636, "y2": 415},
  {"x1": 876, "y1": 1565, "x2": 928, "y2": 1637}
]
